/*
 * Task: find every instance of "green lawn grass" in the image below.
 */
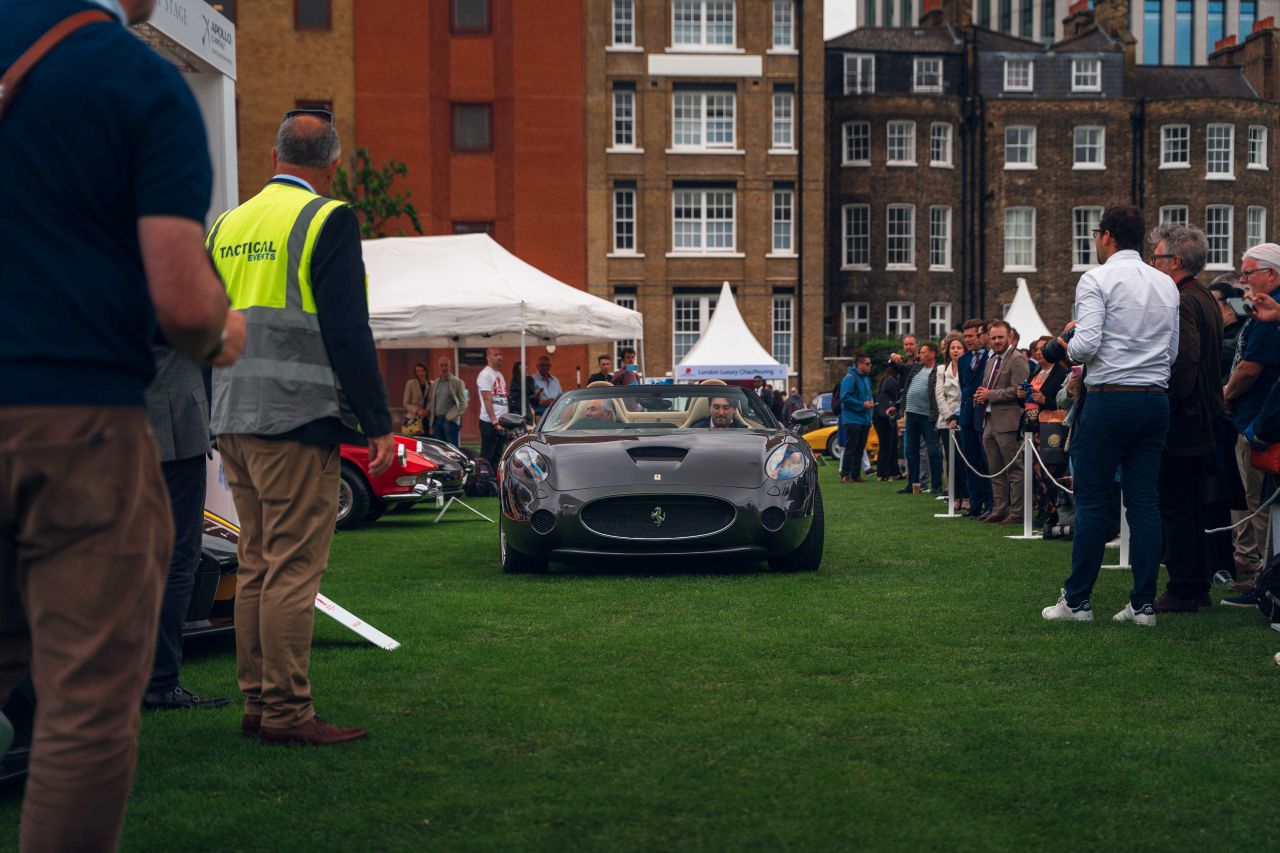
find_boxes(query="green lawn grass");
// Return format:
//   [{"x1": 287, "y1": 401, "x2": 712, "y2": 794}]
[{"x1": 3, "y1": 462, "x2": 1279, "y2": 851}]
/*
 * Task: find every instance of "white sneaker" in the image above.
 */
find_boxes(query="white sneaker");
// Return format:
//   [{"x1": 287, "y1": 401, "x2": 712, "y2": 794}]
[
  {"x1": 1042, "y1": 589, "x2": 1093, "y2": 622},
  {"x1": 1113, "y1": 602, "x2": 1157, "y2": 626}
]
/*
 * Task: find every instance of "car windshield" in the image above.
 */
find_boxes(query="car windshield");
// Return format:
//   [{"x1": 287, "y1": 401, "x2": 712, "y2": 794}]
[{"x1": 540, "y1": 385, "x2": 779, "y2": 433}]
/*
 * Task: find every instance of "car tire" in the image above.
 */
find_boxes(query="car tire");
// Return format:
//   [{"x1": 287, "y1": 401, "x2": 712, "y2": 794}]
[
  {"x1": 500, "y1": 525, "x2": 548, "y2": 574},
  {"x1": 364, "y1": 498, "x2": 387, "y2": 523},
  {"x1": 825, "y1": 432, "x2": 844, "y2": 461},
  {"x1": 337, "y1": 462, "x2": 372, "y2": 531},
  {"x1": 768, "y1": 488, "x2": 824, "y2": 573}
]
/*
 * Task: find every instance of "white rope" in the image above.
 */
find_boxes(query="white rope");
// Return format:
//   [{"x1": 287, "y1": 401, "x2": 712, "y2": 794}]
[
  {"x1": 1205, "y1": 483, "x2": 1280, "y2": 534},
  {"x1": 1027, "y1": 436, "x2": 1074, "y2": 495},
  {"x1": 949, "y1": 430, "x2": 1024, "y2": 480}
]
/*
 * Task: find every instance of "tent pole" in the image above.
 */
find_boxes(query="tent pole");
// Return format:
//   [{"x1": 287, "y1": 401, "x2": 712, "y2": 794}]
[
  {"x1": 638, "y1": 338, "x2": 646, "y2": 383},
  {"x1": 520, "y1": 330, "x2": 527, "y2": 417}
]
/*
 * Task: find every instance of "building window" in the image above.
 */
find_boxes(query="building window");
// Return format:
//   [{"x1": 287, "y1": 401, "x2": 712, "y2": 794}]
[
  {"x1": 294, "y1": 0, "x2": 331, "y2": 29},
  {"x1": 672, "y1": 90, "x2": 735, "y2": 150},
  {"x1": 613, "y1": 86, "x2": 636, "y2": 148},
  {"x1": 451, "y1": 0, "x2": 490, "y2": 33},
  {"x1": 843, "y1": 53, "x2": 875, "y2": 94},
  {"x1": 913, "y1": 57, "x2": 943, "y2": 93},
  {"x1": 453, "y1": 221, "x2": 494, "y2": 235},
  {"x1": 673, "y1": 293, "x2": 718, "y2": 364},
  {"x1": 672, "y1": 0, "x2": 735, "y2": 49},
  {"x1": 842, "y1": 302, "x2": 870, "y2": 346},
  {"x1": 1073, "y1": 126, "x2": 1105, "y2": 169},
  {"x1": 613, "y1": 0, "x2": 635, "y2": 46},
  {"x1": 929, "y1": 206, "x2": 951, "y2": 270},
  {"x1": 772, "y1": 0, "x2": 794, "y2": 49},
  {"x1": 1071, "y1": 58, "x2": 1101, "y2": 92},
  {"x1": 613, "y1": 183, "x2": 636, "y2": 253},
  {"x1": 842, "y1": 204, "x2": 870, "y2": 269},
  {"x1": 1161, "y1": 125, "x2": 1189, "y2": 168},
  {"x1": 1207, "y1": 123, "x2": 1234, "y2": 178},
  {"x1": 886, "y1": 204, "x2": 916, "y2": 269},
  {"x1": 1242, "y1": 0, "x2": 1258, "y2": 34},
  {"x1": 1004, "y1": 207, "x2": 1036, "y2": 271},
  {"x1": 452, "y1": 104, "x2": 492, "y2": 151},
  {"x1": 772, "y1": 186, "x2": 794, "y2": 254},
  {"x1": 1004, "y1": 58, "x2": 1033, "y2": 92},
  {"x1": 930, "y1": 123, "x2": 952, "y2": 167},
  {"x1": 1143, "y1": 0, "x2": 1162, "y2": 64},
  {"x1": 1004, "y1": 125, "x2": 1036, "y2": 169},
  {"x1": 772, "y1": 88, "x2": 794, "y2": 151},
  {"x1": 843, "y1": 121, "x2": 870, "y2": 166},
  {"x1": 887, "y1": 120, "x2": 916, "y2": 166},
  {"x1": 1072, "y1": 206, "x2": 1102, "y2": 270},
  {"x1": 929, "y1": 302, "x2": 951, "y2": 339},
  {"x1": 1159, "y1": 205, "x2": 1189, "y2": 226},
  {"x1": 1248, "y1": 206, "x2": 1267, "y2": 250},
  {"x1": 1205, "y1": 205, "x2": 1233, "y2": 268},
  {"x1": 614, "y1": 293, "x2": 638, "y2": 364},
  {"x1": 672, "y1": 188, "x2": 736, "y2": 253},
  {"x1": 1208, "y1": 0, "x2": 1225, "y2": 49},
  {"x1": 886, "y1": 301, "x2": 914, "y2": 336},
  {"x1": 1175, "y1": 0, "x2": 1192, "y2": 65},
  {"x1": 1248, "y1": 126, "x2": 1268, "y2": 170},
  {"x1": 772, "y1": 294, "x2": 794, "y2": 372}
]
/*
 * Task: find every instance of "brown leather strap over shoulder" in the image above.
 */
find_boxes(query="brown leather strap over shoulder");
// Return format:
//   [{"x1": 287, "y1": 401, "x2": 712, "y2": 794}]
[{"x1": 0, "y1": 9, "x2": 112, "y2": 125}]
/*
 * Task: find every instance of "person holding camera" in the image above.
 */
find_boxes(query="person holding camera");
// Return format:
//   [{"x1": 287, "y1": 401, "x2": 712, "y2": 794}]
[{"x1": 1041, "y1": 206, "x2": 1180, "y2": 626}]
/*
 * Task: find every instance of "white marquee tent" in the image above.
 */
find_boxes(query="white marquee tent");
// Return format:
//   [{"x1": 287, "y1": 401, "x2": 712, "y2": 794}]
[
  {"x1": 1003, "y1": 277, "x2": 1052, "y2": 342},
  {"x1": 675, "y1": 282, "x2": 787, "y2": 382}
]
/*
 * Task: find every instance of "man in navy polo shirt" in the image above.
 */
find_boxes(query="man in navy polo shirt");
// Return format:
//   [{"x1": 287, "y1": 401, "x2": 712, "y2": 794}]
[{"x1": 0, "y1": 0, "x2": 244, "y2": 848}]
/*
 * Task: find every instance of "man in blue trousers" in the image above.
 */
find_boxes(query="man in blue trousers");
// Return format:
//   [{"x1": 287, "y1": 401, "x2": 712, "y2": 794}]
[
  {"x1": 839, "y1": 354, "x2": 874, "y2": 483},
  {"x1": 958, "y1": 319, "x2": 992, "y2": 517}
]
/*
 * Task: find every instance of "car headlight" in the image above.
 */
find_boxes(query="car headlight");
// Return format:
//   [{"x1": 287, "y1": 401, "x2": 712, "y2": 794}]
[
  {"x1": 765, "y1": 444, "x2": 808, "y2": 481},
  {"x1": 512, "y1": 446, "x2": 549, "y2": 482}
]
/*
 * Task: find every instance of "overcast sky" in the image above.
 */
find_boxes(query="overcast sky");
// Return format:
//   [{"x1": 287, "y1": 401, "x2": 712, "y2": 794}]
[{"x1": 825, "y1": 0, "x2": 856, "y2": 39}]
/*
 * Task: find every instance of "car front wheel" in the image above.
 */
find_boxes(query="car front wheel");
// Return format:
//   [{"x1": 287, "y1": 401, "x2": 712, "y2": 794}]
[
  {"x1": 500, "y1": 526, "x2": 548, "y2": 574},
  {"x1": 337, "y1": 463, "x2": 373, "y2": 531},
  {"x1": 768, "y1": 488, "x2": 824, "y2": 573}
]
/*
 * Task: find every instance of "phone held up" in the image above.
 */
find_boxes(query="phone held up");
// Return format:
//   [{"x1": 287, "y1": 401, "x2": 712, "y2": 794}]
[{"x1": 1226, "y1": 297, "x2": 1255, "y2": 318}]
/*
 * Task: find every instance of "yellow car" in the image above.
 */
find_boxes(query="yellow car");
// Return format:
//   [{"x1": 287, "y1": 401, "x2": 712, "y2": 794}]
[{"x1": 802, "y1": 424, "x2": 878, "y2": 465}]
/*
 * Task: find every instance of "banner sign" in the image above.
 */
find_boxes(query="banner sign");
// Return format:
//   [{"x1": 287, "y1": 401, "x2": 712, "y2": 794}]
[{"x1": 677, "y1": 364, "x2": 788, "y2": 381}]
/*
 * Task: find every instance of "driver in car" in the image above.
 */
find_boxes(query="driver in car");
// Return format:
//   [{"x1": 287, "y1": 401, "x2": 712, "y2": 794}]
[
  {"x1": 689, "y1": 396, "x2": 745, "y2": 429},
  {"x1": 569, "y1": 399, "x2": 618, "y2": 429}
]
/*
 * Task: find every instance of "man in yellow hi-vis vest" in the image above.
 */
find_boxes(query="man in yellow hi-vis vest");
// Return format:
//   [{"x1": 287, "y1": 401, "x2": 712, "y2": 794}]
[{"x1": 208, "y1": 109, "x2": 393, "y2": 746}]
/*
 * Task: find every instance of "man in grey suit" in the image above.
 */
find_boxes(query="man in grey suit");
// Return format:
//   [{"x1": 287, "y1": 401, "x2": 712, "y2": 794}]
[
  {"x1": 974, "y1": 320, "x2": 1029, "y2": 524},
  {"x1": 142, "y1": 346, "x2": 230, "y2": 710}
]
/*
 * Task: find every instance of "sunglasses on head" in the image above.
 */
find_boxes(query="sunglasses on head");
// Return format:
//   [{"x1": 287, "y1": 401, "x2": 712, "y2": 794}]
[{"x1": 284, "y1": 108, "x2": 335, "y2": 123}]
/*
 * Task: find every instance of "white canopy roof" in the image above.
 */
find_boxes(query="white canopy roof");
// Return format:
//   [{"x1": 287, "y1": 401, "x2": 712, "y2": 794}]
[
  {"x1": 1003, "y1": 277, "x2": 1051, "y2": 342},
  {"x1": 362, "y1": 234, "x2": 644, "y2": 348},
  {"x1": 675, "y1": 282, "x2": 787, "y2": 381}
]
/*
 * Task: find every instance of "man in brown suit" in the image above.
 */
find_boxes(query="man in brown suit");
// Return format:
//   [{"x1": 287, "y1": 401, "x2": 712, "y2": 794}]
[{"x1": 974, "y1": 320, "x2": 1029, "y2": 523}]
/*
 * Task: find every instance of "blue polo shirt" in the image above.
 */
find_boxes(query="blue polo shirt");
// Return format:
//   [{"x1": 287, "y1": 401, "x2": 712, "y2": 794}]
[
  {"x1": 0, "y1": 0, "x2": 212, "y2": 406},
  {"x1": 1232, "y1": 293, "x2": 1280, "y2": 432}
]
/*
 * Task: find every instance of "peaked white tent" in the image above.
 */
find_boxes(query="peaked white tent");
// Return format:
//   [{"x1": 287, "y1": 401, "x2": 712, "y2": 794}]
[
  {"x1": 675, "y1": 282, "x2": 787, "y2": 382},
  {"x1": 1003, "y1": 277, "x2": 1051, "y2": 342}
]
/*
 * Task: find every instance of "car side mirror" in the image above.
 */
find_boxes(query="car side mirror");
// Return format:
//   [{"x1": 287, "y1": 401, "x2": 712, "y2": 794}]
[
  {"x1": 499, "y1": 412, "x2": 526, "y2": 431},
  {"x1": 789, "y1": 408, "x2": 818, "y2": 429}
]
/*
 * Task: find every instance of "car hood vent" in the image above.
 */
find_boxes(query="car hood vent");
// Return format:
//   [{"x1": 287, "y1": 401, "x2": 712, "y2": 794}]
[{"x1": 627, "y1": 446, "x2": 688, "y2": 462}]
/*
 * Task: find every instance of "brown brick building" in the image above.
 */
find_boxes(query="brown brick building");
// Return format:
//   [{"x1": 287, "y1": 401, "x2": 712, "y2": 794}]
[{"x1": 585, "y1": 0, "x2": 826, "y2": 395}]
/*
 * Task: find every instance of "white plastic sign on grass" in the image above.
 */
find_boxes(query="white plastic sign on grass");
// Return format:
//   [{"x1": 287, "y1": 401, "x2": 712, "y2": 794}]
[{"x1": 314, "y1": 594, "x2": 401, "y2": 651}]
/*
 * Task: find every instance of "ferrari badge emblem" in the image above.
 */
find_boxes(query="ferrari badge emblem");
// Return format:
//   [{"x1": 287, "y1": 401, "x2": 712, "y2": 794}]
[
  {"x1": 653, "y1": 473, "x2": 662, "y2": 481},
  {"x1": 651, "y1": 506, "x2": 666, "y2": 526}
]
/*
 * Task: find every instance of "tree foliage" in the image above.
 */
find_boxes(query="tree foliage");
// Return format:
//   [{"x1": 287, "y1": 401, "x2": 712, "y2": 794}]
[{"x1": 333, "y1": 147, "x2": 424, "y2": 239}]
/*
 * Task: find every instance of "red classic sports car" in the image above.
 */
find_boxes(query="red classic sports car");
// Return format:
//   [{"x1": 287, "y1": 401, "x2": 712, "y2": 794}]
[{"x1": 337, "y1": 435, "x2": 443, "y2": 530}]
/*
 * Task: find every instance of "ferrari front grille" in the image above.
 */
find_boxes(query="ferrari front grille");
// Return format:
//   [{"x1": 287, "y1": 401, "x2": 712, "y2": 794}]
[
  {"x1": 580, "y1": 495, "x2": 735, "y2": 540},
  {"x1": 627, "y1": 446, "x2": 688, "y2": 462}
]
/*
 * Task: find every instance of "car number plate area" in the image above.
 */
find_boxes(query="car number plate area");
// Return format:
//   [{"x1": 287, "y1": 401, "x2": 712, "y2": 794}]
[{"x1": 579, "y1": 495, "x2": 736, "y2": 539}]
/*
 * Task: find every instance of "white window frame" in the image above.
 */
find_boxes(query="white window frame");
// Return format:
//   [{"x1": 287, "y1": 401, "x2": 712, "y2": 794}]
[
  {"x1": 1003, "y1": 58, "x2": 1033, "y2": 92},
  {"x1": 613, "y1": 293, "x2": 638, "y2": 364},
  {"x1": 613, "y1": 184, "x2": 637, "y2": 254},
  {"x1": 770, "y1": 0, "x2": 795, "y2": 51},
  {"x1": 1004, "y1": 125, "x2": 1036, "y2": 170},
  {"x1": 1071, "y1": 58, "x2": 1101, "y2": 92},
  {"x1": 612, "y1": 88, "x2": 636, "y2": 150},
  {"x1": 771, "y1": 293, "x2": 794, "y2": 373},
  {"x1": 1159, "y1": 205, "x2": 1189, "y2": 226},
  {"x1": 671, "y1": 188, "x2": 736, "y2": 254},
  {"x1": 843, "y1": 53, "x2": 875, "y2": 95},
  {"x1": 1207, "y1": 123, "x2": 1235, "y2": 180},
  {"x1": 672, "y1": 293, "x2": 718, "y2": 365},
  {"x1": 929, "y1": 122, "x2": 952, "y2": 168},
  {"x1": 843, "y1": 121, "x2": 870, "y2": 166},
  {"x1": 1159, "y1": 124, "x2": 1190, "y2": 169},
  {"x1": 886, "y1": 204, "x2": 916, "y2": 270},
  {"x1": 1248, "y1": 206, "x2": 1267, "y2": 250},
  {"x1": 771, "y1": 89, "x2": 794, "y2": 152},
  {"x1": 1248, "y1": 125, "x2": 1268, "y2": 170},
  {"x1": 912, "y1": 56, "x2": 943, "y2": 93},
  {"x1": 771, "y1": 187, "x2": 794, "y2": 255},
  {"x1": 842, "y1": 302, "x2": 870, "y2": 347},
  {"x1": 929, "y1": 205, "x2": 951, "y2": 271},
  {"x1": 1071, "y1": 206, "x2": 1102, "y2": 271},
  {"x1": 886, "y1": 301, "x2": 915, "y2": 337},
  {"x1": 1205, "y1": 204, "x2": 1233, "y2": 270},
  {"x1": 1003, "y1": 206, "x2": 1036, "y2": 272},
  {"x1": 841, "y1": 203, "x2": 870, "y2": 270},
  {"x1": 612, "y1": 0, "x2": 636, "y2": 47},
  {"x1": 887, "y1": 120, "x2": 916, "y2": 166},
  {"x1": 671, "y1": 0, "x2": 736, "y2": 50},
  {"x1": 671, "y1": 90, "x2": 736, "y2": 151},
  {"x1": 928, "y1": 302, "x2": 951, "y2": 339},
  {"x1": 1072, "y1": 126, "x2": 1105, "y2": 170}
]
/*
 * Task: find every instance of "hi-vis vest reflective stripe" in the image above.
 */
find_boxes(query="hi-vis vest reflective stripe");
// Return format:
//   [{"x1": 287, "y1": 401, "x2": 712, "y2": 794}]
[{"x1": 206, "y1": 182, "x2": 361, "y2": 436}]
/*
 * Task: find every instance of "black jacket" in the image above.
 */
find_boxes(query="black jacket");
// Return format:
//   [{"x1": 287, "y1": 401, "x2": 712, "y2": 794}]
[
  {"x1": 1167, "y1": 277, "x2": 1224, "y2": 456},
  {"x1": 1035, "y1": 364, "x2": 1069, "y2": 412},
  {"x1": 874, "y1": 373, "x2": 900, "y2": 419}
]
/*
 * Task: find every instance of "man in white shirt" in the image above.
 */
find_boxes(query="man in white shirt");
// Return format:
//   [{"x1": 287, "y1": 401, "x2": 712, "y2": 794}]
[
  {"x1": 1042, "y1": 206, "x2": 1180, "y2": 627},
  {"x1": 476, "y1": 347, "x2": 509, "y2": 468}
]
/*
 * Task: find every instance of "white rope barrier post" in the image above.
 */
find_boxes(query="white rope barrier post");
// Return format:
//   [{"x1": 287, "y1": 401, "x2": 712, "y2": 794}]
[
  {"x1": 1102, "y1": 491, "x2": 1131, "y2": 570},
  {"x1": 1005, "y1": 436, "x2": 1041, "y2": 541},
  {"x1": 934, "y1": 430, "x2": 959, "y2": 519}
]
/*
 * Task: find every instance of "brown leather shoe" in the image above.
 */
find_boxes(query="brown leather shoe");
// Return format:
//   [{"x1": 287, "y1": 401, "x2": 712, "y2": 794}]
[
  {"x1": 1228, "y1": 578, "x2": 1257, "y2": 593},
  {"x1": 242, "y1": 714, "x2": 261, "y2": 737},
  {"x1": 259, "y1": 715, "x2": 367, "y2": 746},
  {"x1": 999, "y1": 516, "x2": 1023, "y2": 526},
  {"x1": 983, "y1": 514, "x2": 1007, "y2": 524},
  {"x1": 1154, "y1": 592, "x2": 1202, "y2": 613}
]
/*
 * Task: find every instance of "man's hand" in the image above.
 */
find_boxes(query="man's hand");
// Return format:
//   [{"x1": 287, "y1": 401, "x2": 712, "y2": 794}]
[
  {"x1": 890, "y1": 353, "x2": 902, "y2": 364},
  {"x1": 1015, "y1": 387, "x2": 1026, "y2": 401},
  {"x1": 1062, "y1": 320, "x2": 1077, "y2": 334},
  {"x1": 1066, "y1": 373, "x2": 1081, "y2": 399},
  {"x1": 210, "y1": 310, "x2": 246, "y2": 367},
  {"x1": 366, "y1": 433, "x2": 396, "y2": 477},
  {"x1": 974, "y1": 387, "x2": 989, "y2": 404},
  {"x1": 948, "y1": 420, "x2": 959, "y2": 430},
  {"x1": 885, "y1": 406, "x2": 895, "y2": 417},
  {"x1": 1251, "y1": 291, "x2": 1280, "y2": 323},
  {"x1": 863, "y1": 400, "x2": 874, "y2": 409}
]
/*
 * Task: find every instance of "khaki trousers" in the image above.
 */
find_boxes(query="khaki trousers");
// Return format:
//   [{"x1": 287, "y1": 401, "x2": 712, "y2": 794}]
[
  {"x1": 0, "y1": 407, "x2": 171, "y2": 852},
  {"x1": 983, "y1": 425, "x2": 1024, "y2": 518},
  {"x1": 1231, "y1": 434, "x2": 1269, "y2": 571},
  {"x1": 217, "y1": 435, "x2": 339, "y2": 728}
]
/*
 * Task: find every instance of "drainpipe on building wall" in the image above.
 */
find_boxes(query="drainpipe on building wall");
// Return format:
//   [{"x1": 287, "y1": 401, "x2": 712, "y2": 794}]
[
  {"x1": 977, "y1": 94, "x2": 988, "y2": 319},
  {"x1": 795, "y1": 0, "x2": 806, "y2": 390},
  {"x1": 1131, "y1": 99, "x2": 1146, "y2": 208}
]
